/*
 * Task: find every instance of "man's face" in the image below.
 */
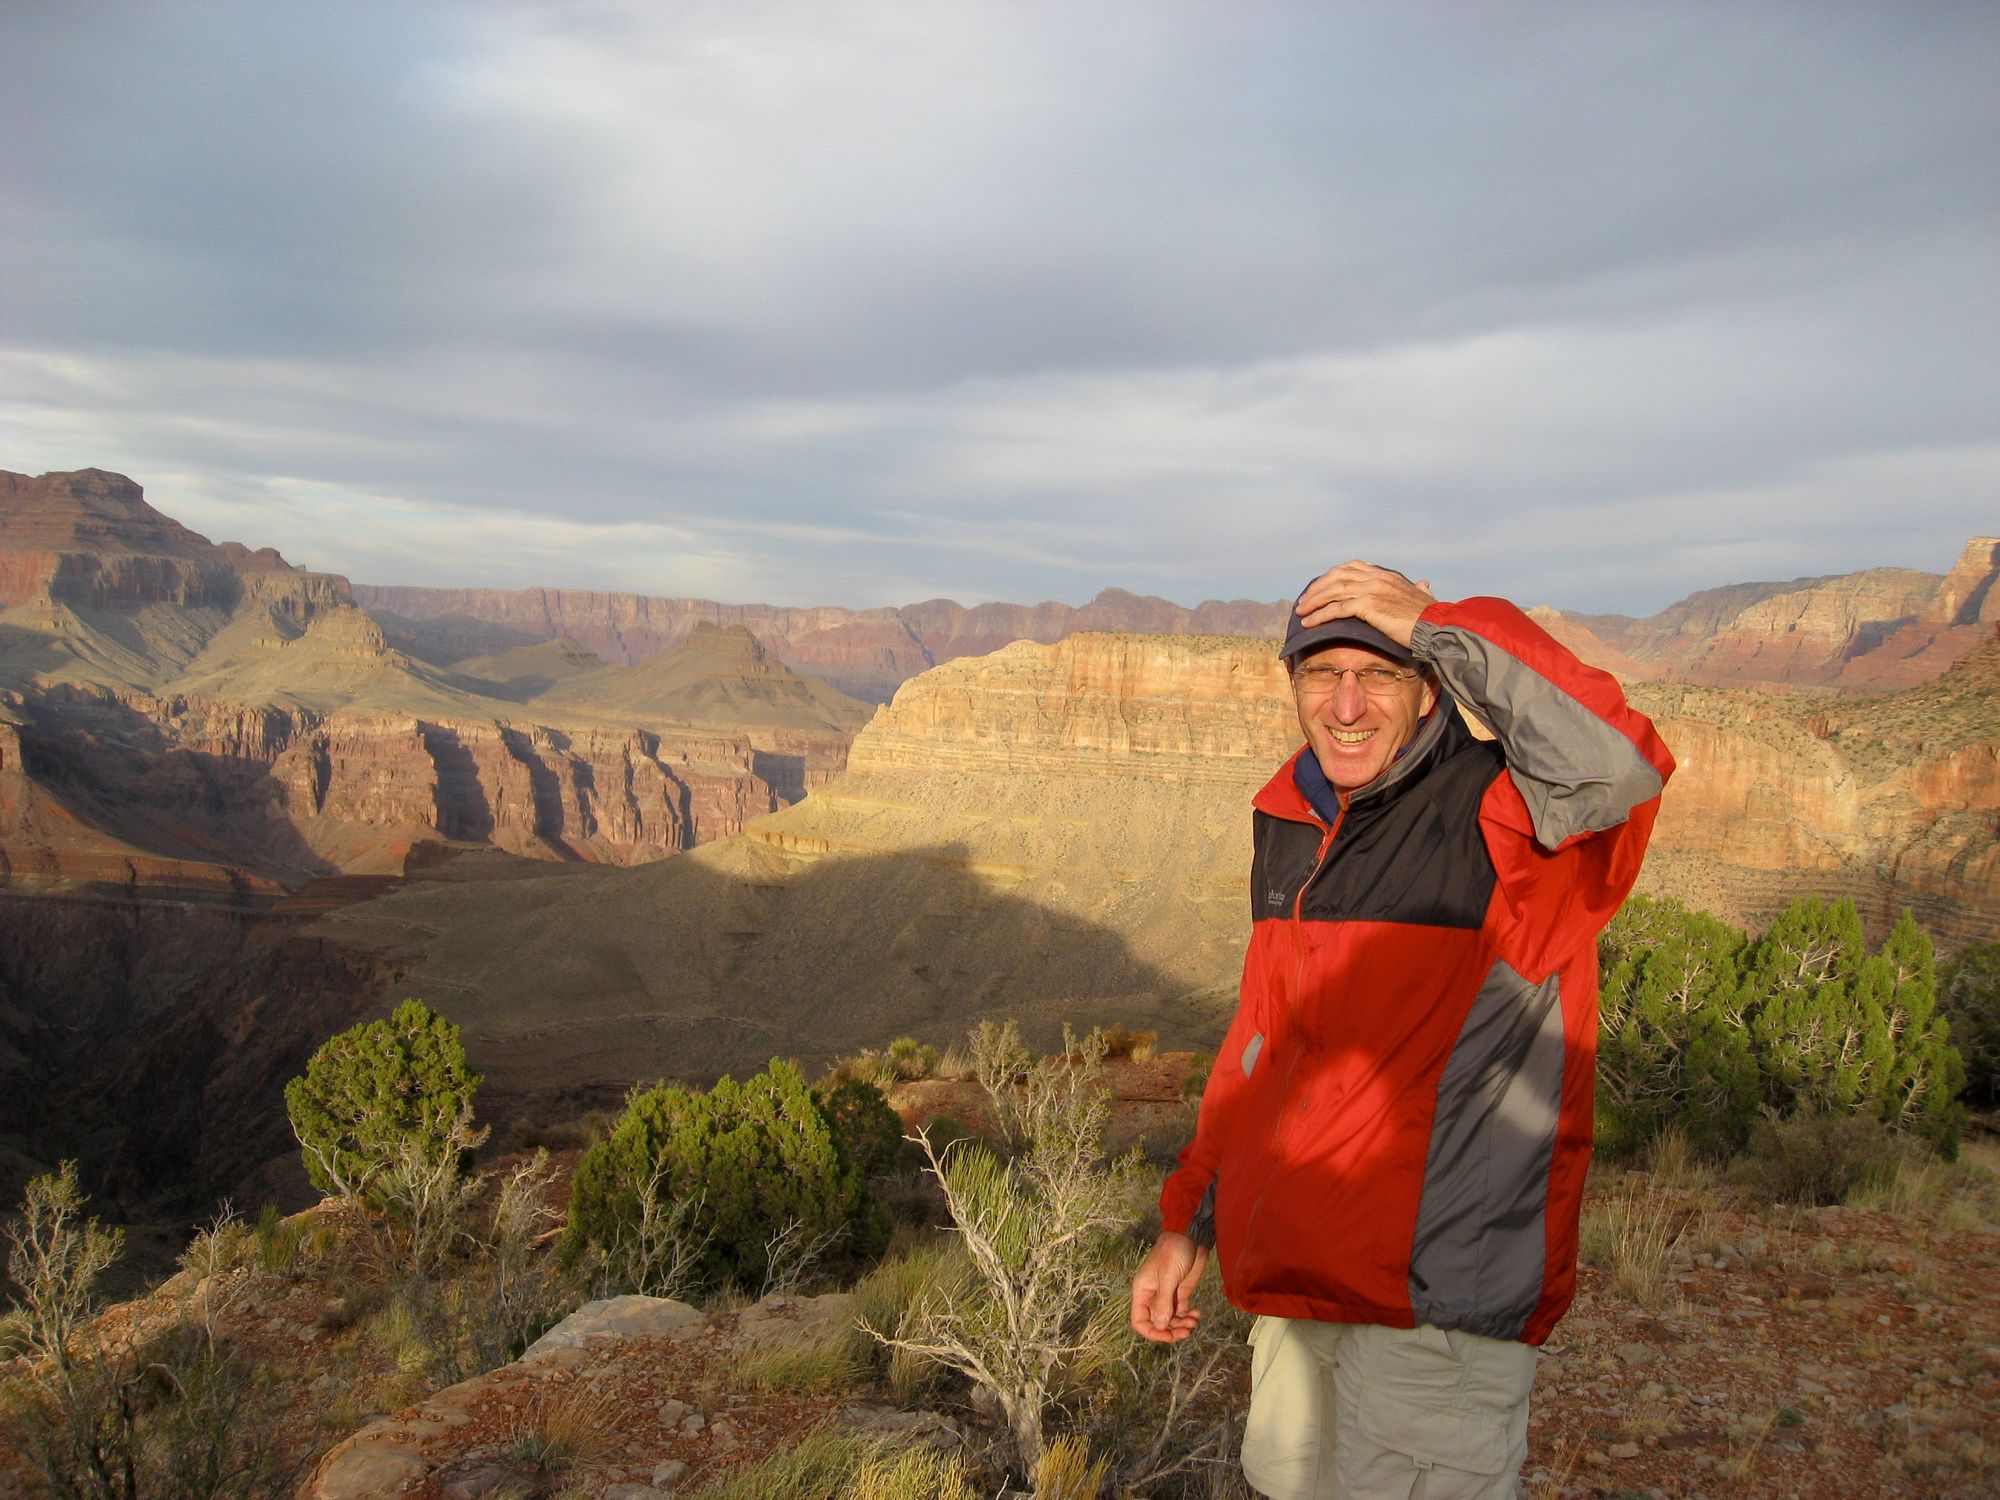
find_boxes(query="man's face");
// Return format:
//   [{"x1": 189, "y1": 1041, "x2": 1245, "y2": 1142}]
[{"x1": 1291, "y1": 644, "x2": 1438, "y2": 794}]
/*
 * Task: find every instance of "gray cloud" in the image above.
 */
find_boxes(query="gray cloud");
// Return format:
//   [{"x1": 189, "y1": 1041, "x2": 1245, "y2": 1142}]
[{"x1": 1, "y1": 0, "x2": 1995, "y2": 615}]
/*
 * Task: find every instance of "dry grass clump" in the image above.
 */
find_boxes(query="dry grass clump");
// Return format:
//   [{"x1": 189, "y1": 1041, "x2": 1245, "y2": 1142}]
[
  {"x1": 1096, "y1": 1026, "x2": 1157, "y2": 1063},
  {"x1": 505, "y1": 1375, "x2": 619, "y2": 1475},
  {"x1": 734, "y1": 1324, "x2": 873, "y2": 1395},
  {"x1": 507, "y1": 1109, "x2": 617, "y2": 1153},
  {"x1": 817, "y1": 1035, "x2": 946, "y2": 1092},
  {"x1": 851, "y1": 1236, "x2": 966, "y2": 1404},
  {"x1": 1845, "y1": 1143, "x2": 1969, "y2": 1219},
  {"x1": 1579, "y1": 1178, "x2": 1688, "y2": 1309},
  {"x1": 1032, "y1": 1432, "x2": 1109, "y2": 1499},
  {"x1": 1641, "y1": 1124, "x2": 1716, "y2": 1195},
  {"x1": 687, "y1": 1426, "x2": 975, "y2": 1500}
]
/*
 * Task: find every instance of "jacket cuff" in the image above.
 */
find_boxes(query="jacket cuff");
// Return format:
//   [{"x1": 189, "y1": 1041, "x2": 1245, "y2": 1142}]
[
  {"x1": 1158, "y1": 1168, "x2": 1214, "y2": 1242},
  {"x1": 1184, "y1": 1180, "x2": 1217, "y2": 1249}
]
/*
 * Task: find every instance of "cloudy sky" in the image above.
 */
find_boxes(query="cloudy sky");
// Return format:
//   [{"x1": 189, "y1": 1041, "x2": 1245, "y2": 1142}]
[{"x1": 2, "y1": 2, "x2": 1994, "y2": 614}]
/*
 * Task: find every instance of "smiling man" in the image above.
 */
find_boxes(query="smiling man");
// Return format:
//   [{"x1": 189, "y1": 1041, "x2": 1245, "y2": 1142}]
[{"x1": 1131, "y1": 561, "x2": 1676, "y2": 1500}]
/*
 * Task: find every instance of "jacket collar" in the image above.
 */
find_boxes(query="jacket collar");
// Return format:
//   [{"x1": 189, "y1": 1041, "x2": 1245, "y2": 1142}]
[{"x1": 1253, "y1": 692, "x2": 1463, "y2": 825}]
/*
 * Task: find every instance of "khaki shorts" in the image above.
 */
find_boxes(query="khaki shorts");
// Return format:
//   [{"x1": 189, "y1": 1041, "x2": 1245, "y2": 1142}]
[{"x1": 1241, "y1": 1317, "x2": 1537, "y2": 1500}]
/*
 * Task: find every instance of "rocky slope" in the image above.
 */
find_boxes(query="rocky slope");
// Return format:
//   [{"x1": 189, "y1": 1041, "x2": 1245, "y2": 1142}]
[
  {"x1": 1634, "y1": 637, "x2": 2000, "y2": 948},
  {"x1": 0, "y1": 895, "x2": 403, "y2": 1218},
  {"x1": 0, "y1": 470, "x2": 866, "y2": 897},
  {"x1": 8, "y1": 1109, "x2": 1995, "y2": 1500}
]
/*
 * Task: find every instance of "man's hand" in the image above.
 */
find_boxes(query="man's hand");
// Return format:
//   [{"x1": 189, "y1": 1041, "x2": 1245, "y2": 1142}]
[
  {"x1": 1295, "y1": 561, "x2": 1436, "y2": 649},
  {"x1": 1130, "y1": 1230, "x2": 1209, "y2": 1343}
]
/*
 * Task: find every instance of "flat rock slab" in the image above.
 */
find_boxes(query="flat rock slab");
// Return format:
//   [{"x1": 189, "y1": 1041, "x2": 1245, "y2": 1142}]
[
  {"x1": 522, "y1": 1294, "x2": 702, "y2": 1359},
  {"x1": 305, "y1": 1438, "x2": 427, "y2": 1500}
]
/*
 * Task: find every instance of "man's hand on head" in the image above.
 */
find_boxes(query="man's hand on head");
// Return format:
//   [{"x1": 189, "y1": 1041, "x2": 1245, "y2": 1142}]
[
  {"x1": 1129, "y1": 1230, "x2": 1209, "y2": 1344},
  {"x1": 1295, "y1": 562, "x2": 1436, "y2": 649}
]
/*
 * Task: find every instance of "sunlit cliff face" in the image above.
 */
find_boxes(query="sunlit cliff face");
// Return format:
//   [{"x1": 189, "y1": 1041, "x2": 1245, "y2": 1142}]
[{"x1": 1291, "y1": 644, "x2": 1437, "y2": 795}]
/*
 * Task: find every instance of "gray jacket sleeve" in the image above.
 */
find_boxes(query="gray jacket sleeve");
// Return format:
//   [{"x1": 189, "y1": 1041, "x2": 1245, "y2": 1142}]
[{"x1": 1412, "y1": 609, "x2": 1667, "y2": 851}]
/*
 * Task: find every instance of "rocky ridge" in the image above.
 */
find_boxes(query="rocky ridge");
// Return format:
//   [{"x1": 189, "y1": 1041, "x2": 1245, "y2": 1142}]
[
  {"x1": 1563, "y1": 538, "x2": 2000, "y2": 691},
  {"x1": 359, "y1": 540, "x2": 2000, "y2": 702},
  {"x1": 0, "y1": 470, "x2": 866, "y2": 896},
  {"x1": 358, "y1": 581, "x2": 1291, "y2": 703}
]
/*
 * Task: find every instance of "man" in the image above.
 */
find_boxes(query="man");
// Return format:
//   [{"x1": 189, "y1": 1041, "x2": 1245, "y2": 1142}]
[{"x1": 1131, "y1": 561, "x2": 1674, "y2": 1500}]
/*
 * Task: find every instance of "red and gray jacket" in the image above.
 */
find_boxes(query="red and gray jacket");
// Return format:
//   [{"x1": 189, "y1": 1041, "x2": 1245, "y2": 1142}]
[{"x1": 1159, "y1": 597, "x2": 1675, "y2": 1346}]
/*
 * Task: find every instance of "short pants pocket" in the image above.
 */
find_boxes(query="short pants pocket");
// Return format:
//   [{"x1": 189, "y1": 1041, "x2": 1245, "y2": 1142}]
[
  {"x1": 1343, "y1": 1323, "x2": 1531, "y2": 1478},
  {"x1": 1353, "y1": 1388, "x2": 1509, "y2": 1475}
]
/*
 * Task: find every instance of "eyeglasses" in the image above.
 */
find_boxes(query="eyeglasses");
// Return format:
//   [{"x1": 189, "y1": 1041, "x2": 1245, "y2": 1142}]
[{"x1": 1291, "y1": 663, "x2": 1419, "y2": 697}]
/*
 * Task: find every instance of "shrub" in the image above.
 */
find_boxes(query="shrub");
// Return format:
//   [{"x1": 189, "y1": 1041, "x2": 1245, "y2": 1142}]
[
  {"x1": 866, "y1": 1024, "x2": 1146, "y2": 1477},
  {"x1": 3, "y1": 1331, "x2": 312, "y2": 1500},
  {"x1": 1730, "y1": 1107, "x2": 1901, "y2": 1206},
  {"x1": 1745, "y1": 904, "x2": 1965, "y2": 1152},
  {"x1": 818, "y1": 1077, "x2": 910, "y2": 1180},
  {"x1": 1597, "y1": 896, "x2": 1969, "y2": 1160},
  {"x1": 2, "y1": 1161, "x2": 123, "y2": 1371},
  {"x1": 283, "y1": 999, "x2": 486, "y2": 1209},
  {"x1": 883, "y1": 1036, "x2": 941, "y2": 1080},
  {"x1": 1596, "y1": 896, "x2": 1758, "y2": 1157},
  {"x1": 563, "y1": 1060, "x2": 885, "y2": 1293},
  {"x1": 2, "y1": 1172, "x2": 310, "y2": 1499},
  {"x1": 1096, "y1": 1026, "x2": 1157, "y2": 1063},
  {"x1": 1939, "y1": 939, "x2": 2000, "y2": 1108}
]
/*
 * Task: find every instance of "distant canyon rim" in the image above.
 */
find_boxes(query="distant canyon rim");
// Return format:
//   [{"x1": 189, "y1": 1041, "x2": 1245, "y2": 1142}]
[{"x1": 0, "y1": 465, "x2": 1995, "y2": 1219}]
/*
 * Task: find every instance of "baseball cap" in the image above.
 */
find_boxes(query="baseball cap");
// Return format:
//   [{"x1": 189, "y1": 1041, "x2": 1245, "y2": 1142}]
[{"x1": 1280, "y1": 590, "x2": 1416, "y2": 664}]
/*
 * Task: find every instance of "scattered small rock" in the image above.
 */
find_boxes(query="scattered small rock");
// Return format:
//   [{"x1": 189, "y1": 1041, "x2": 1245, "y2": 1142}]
[{"x1": 653, "y1": 1458, "x2": 691, "y2": 1486}]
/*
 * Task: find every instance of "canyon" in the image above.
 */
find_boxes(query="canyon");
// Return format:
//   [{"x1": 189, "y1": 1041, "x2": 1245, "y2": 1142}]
[
  {"x1": 0, "y1": 469, "x2": 865, "y2": 901},
  {"x1": 2, "y1": 463, "x2": 1996, "y2": 1220},
  {"x1": 298, "y1": 623, "x2": 2000, "y2": 1161}
]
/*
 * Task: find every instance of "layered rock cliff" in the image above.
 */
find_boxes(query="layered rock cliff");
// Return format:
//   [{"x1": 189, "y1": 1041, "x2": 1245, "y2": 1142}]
[
  {"x1": 0, "y1": 470, "x2": 865, "y2": 896},
  {"x1": 358, "y1": 539, "x2": 1999, "y2": 703},
  {"x1": 768, "y1": 629, "x2": 2000, "y2": 948},
  {"x1": 1630, "y1": 646, "x2": 2000, "y2": 948},
  {"x1": 1563, "y1": 539, "x2": 2000, "y2": 691},
  {"x1": 357, "y1": 581, "x2": 1290, "y2": 702}
]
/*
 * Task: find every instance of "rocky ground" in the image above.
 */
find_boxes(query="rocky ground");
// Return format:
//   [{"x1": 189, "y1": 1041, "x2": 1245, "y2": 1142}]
[{"x1": 2, "y1": 1066, "x2": 1996, "y2": 1498}]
